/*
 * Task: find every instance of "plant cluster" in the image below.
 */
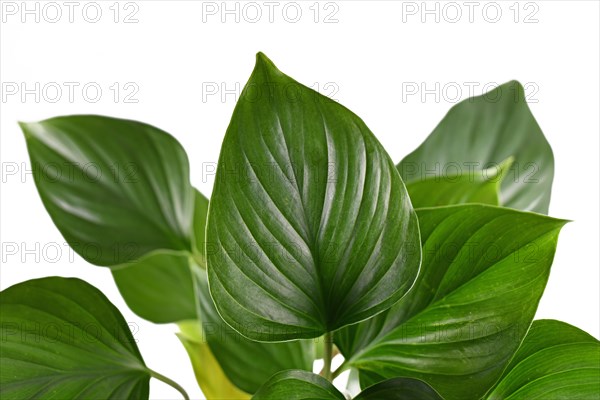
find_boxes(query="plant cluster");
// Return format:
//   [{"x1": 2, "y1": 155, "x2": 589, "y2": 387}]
[{"x1": 1, "y1": 53, "x2": 598, "y2": 400}]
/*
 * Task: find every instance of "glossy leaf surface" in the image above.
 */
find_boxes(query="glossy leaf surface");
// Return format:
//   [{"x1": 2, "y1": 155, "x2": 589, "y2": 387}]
[
  {"x1": 252, "y1": 371, "x2": 345, "y2": 400},
  {"x1": 20, "y1": 115, "x2": 195, "y2": 266},
  {"x1": 194, "y1": 267, "x2": 314, "y2": 394},
  {"x1": 207, "y1": 53, "x2": 421, "y2": 341},
  {"x1": 355, "y1": 377, "x2": 443, "y2": 400},
  {"x1": 487, "y1": 319, "x2": 600, "y2": 399},
  {"x1": 0, "y1": 277, "x2": 150, "y2": 399},
  {"x1": 345, "y1": 205, "x2": 566, "y2": 400},
  {"x1": 398, "y1": 81, "x2": 553, "y2": 214}
]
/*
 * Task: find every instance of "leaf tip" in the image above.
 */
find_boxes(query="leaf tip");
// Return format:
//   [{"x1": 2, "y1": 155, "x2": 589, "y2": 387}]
[
  {"x1": 255, "y1": 51, "x2": 269, "y2": 62},
  {"x1": 254, "y1": 51, "x2": 280, "y2": 75},
  {"x1": 504, "y1": 80, "x2": 526, "y2": 99},
  {"x1": 17, "y1": 120, "x2": 31, "y2": 137}
]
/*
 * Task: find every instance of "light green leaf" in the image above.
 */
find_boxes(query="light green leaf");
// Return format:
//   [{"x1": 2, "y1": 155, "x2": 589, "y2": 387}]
[
  {"x1": 20, "y1": 115, "x2": 195, "y2": 266},
  {"x1": 252, "y1": 371, "x2": 345, "y2": 400},
  {"x1": 206, "y1": 52, "x2": 421, "y2": 341},
  {"x1": 346, "y1": 204, "x2": 567, "y2": 400},
  {"x1": 194, "y1": 266, "x2": 314, "y2": 394},
  {"x1": 177, "y1": 321, "x2": 251, "y2": 400},
  {"x1": 486, "y1": 319, "x2": 600, "y2": 399},
  {"x1": 398, "y1": 81, "x2": 554, "y2": 214},
  {"x1": 112, "y1": 252, "x2": 196, "y2": 323},
  {"x1": 355, "y1": 377, "x2": 443, "y2": 400},
  {"x1": 0, "y1": 277, "x2": 150, "y2": 399},
  {"x1": 405, "y1": 157, "x2": 513, "y2": 208}
]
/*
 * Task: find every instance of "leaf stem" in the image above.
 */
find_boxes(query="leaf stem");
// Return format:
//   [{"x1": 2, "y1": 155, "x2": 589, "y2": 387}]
[
  {"x1": 332, "y1": 360, "x2": 348, "y2": 379},
  {"x1": 322, "y1": 331, "x2": 333, "y2": 381},
  {"x1": 148, "y1": 369, "x2": 190, "y2": 400}
]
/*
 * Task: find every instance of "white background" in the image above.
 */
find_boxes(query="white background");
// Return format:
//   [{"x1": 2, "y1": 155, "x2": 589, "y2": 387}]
[{"x1": 1, "y1": 1, "x2": 599, "y2": 399}]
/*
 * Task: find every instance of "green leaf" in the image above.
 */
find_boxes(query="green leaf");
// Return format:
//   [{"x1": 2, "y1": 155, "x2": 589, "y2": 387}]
[
  {"x1": 21, "y1": 113, "x2": 210, "y2": 323},
  {"x1": 398, "y1": 81, "x2": 554, "y2": 214},
  {"x1": 192, "y1": 189, "x2": 210, "y2": 263},
  {"x1": 252, "y1": 371, "x2": 345, "y2": 400},
  {"x1": 206, "y1": 52, "x2": 421, "y2": 341},
  {"x1": 0, "y1": 277, "x2": 150, "y2": 399},
  {"x1": 355, "y1": 377, "x2": 443, "y2": 400},
  {"x1": 110, "y1": 190, "x2": 209, "y2": 323},
  {"x1": 405, "y1": 157, "x2": 513, "y2": 208},
  {"x1": 194, "y1": 266, "x2": 314, "y2": 394},
  {"x1": 486, "y1": 319, "x2": 600, "y2": 399},
  {"x1": 112, "y1": 252, "x2": 196, "y2": 323},
  {"x1": 177, "y1": 321, "x2": 251, "y2": 400},
  {"x1": 20, "y1": 115, "x2": 195, "y2": 266},
  {"x1": 345, "y1": 204, "x2": 567, "y2": 400}
]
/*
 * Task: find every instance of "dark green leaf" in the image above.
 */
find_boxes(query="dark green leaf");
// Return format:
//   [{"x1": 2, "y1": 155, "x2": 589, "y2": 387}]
[
  {"x1": 405, "y1": 157, "x2": 513, "y2": 208},
  {"x1": 486, "y1": 319, "x2": 600, "y2": 399},
  {"x1": 355, "y1": 377, "x2": 443, "y2": 400},
  {"x1": 112, "y1": 252, "x2": 196, "y2": 323},
  {"x1": 20, "y1": 115, "x2": 195, "y2": 266},
  {"x1": 346, "y1": 205, "x2": 567, "y2": 400},
  {"x1": 252, "y1": 370, "x2": 345, "y2": 400},
  {"x1": 398, "y1": 81, "x2": 553, "y2": 214},
  {"x1": 0, "y1": 277, "x2": 150, "y2": 399},
  {"x1": 194, "y1": 266, "x2": 314, "y2": 394},
  {"x1": 206, "y1": 52, "x2": 421, "y2": 341}
]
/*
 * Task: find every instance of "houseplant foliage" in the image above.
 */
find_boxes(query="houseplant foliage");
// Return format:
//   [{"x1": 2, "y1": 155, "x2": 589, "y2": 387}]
[{"x1": 1, "y1": 52, "x2": 598, "y2": 399}]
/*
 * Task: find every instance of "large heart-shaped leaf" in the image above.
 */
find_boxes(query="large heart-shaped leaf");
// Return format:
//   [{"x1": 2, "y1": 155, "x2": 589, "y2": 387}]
[
  {"x1": 0, "y1": 277, "x2": 150, "y2": 399},
  {"x1": 343, "y1": 205, "x2": 566, "y2": 400},
  {"x1": 193, "y1": 266, "x2": 315, "y2": 394},
  {"x1": 20, "y1": 115, "x2": 195, "y2": 266},
  {"x1": 252, "y1": 371, "x2": 345, "y2": 400},
  {"x1": 486, "y1": 319, "x2": 600, "y2": 399},
  {"x1": 398, "y1": 81, "x2": 554, "y2": 214},
  {"x1": 354, "y1": 377, "x2": 443, "y2": 400},
  {"x1": 206, "y1": 52, "x2": 421, "y2": 341}
]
